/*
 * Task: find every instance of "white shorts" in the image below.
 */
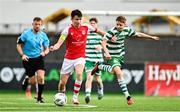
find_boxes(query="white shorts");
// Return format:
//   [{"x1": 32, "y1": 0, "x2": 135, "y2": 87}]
[{"x1": 60, "y1": 58, "x2": 85, "y2": 75}]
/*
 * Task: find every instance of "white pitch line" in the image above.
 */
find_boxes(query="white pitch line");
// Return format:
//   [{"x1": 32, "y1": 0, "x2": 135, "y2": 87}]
[
  {"x1": 63, "y1": 104, "x2": 97, "y2": 108},
  {"x1": 0, "y1": 101, "x2": 97, "y2": 109}
]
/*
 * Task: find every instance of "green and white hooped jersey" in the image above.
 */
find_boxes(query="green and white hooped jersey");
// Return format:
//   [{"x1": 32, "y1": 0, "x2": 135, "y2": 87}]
[
  {"x1": 86, "y1": 31, "x2": 103, "y2": 63},
  {"x1": 103, "y1": 26, "x2": 137, "y2": 58}
]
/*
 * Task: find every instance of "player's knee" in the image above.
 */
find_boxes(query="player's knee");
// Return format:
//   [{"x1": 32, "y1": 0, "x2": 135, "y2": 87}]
[
  {"x1": 96, "y1": 77, "x2": 101, "y2": 82},
  {"x1": 37, "y1": 77, "x2": 44, "y2": 84}
]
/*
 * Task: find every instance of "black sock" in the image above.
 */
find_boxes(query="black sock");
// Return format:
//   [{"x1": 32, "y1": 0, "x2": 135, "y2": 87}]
[{"x1": 38, "y1": 84, "x2": 44, "y2": 100}]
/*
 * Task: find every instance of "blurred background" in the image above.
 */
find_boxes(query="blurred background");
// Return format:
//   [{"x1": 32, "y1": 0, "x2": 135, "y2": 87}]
[{"x1": 0, "y1": 0, "x2": 180, "y2": 96}]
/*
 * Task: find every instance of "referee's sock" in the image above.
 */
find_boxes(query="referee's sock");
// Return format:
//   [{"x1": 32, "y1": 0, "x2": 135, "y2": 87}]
[{"x1": 38, "y1": 84, "x2": 44, "y2": 100}]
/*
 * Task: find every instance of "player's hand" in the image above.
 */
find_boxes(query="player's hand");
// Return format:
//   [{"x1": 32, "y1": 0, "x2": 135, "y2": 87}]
[
  {"x1": 152, "y1": 36, "x2": 160, "y2": 40},
  {"x1": 22, "y1": 54, "x2": 29, "y2": 61},
  {"x1": 50, "y1": 46, "x2": 54, "y2": 52},
  {"x1": 40, "y1": 51, "x2": 46, "y2": 57},
  {"x1": 104, "y1": 52, "x2": 111, "y2": 60},
  {"x1": 95, "y1": 45, "x2": 102, "y2": 51},
  {"x1": 111, "y1": 36, "x2": 117, "y2": 42}
]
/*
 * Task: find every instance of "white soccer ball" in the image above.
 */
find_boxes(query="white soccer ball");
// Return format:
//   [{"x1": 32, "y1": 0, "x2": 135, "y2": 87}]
[{"x1": 53, "y1": 93, "x2": 67, "y2": 106}]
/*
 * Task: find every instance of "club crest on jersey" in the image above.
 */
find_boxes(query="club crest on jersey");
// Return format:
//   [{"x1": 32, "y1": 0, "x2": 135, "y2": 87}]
[{"x1": 82, "y1": 30, "x2": 86, "y2": 35}]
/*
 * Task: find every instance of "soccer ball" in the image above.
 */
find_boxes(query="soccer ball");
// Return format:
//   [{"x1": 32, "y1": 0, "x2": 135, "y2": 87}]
[{"x1": 53, "y1": 93, "x2": 67, "y2": 106}]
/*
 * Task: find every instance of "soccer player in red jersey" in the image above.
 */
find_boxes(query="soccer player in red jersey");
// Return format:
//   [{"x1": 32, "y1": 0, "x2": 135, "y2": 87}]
[{"x1": 50, "y1": 9, "x2": 104, "y2": 105}]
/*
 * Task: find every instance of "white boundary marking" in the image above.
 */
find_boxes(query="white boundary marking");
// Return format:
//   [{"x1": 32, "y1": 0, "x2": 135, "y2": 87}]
[
  {"x1": 62, "y1": 104, "x2": 97, "y2": 108},
  {"x1": 0, "y1": 101, "x2": 97, "y2": 109}
]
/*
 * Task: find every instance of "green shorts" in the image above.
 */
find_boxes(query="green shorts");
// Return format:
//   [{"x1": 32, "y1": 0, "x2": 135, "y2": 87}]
[
  {"x1": 85, "y1": 61, "x2": 101, "y2": 76},
  {"x1": 106, "y1": 57, "x2": 124, "y2": 68}
]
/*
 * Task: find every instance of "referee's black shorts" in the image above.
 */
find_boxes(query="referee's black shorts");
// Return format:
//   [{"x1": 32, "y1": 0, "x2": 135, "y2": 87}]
[{"x1": 22, "y1": 56, "x2": 45, "y2": 77}]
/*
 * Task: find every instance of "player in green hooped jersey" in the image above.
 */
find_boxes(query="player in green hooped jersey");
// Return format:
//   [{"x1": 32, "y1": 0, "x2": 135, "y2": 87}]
[
  {"x1": 91, "y1": 16, "x2": 159, "y2": 105},
  {"x1": 84, "y1": 18, "x2": 105, "y2": 104}
]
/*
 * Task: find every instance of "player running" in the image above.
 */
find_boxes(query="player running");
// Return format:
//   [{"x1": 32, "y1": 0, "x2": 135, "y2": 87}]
[
  {"x1": 50, "y1": 9, "x2": 104, "y2": 105},
  {"x1": 85, "y1": 17, "x2": 105, "y2": 104},
  {"x1": 91, "y1": 16, "x2": 159, "y2": 105}
]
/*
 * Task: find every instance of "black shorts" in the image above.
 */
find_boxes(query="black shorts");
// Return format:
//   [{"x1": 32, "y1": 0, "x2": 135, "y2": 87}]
[{"x1": 22, "y1": 56, "x2": 45, "y2": 77}]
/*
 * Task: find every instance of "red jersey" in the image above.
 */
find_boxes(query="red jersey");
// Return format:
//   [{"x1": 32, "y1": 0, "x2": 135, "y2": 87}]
[{"x1": 61, "y1": 24, "x2": 96, "y2": 59}]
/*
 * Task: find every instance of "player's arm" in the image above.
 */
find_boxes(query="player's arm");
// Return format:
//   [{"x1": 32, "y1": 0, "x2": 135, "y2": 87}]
[
  {"x1": 41, "y1": 34, "x2": 50, "y2": 57},
  {"x1": 41, "y1": 46, "x2": 49, "y2": 57},
  {"x1": 101, "y1": 33, "x2": 111, "y2": 60},
  {"x1": 136, "y1": 32, "x2": 159, "y2": 40},
  {"x1": 16, "y1": 44, "x2": 24, "y2": 57},
  {"x1": 16, "y1": 36, "x2": 29, "y2": 61},
  {"x1": 50, "y1": 34, "x2": 66, "y2": 51},
  {"x1": 96, "y1": 28, "x2": 106, "y2": 36},
  {"x1": 95, "y1": 29, "x2": 105, "y2": 51},
  {"x1": 87, "y1": 23, "x2": 105, "y2": 36},
  {"x1": 50, "y1": 26, "x2": 68, "y2": 52}
]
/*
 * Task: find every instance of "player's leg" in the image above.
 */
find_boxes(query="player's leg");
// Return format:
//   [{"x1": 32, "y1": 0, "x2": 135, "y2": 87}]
[
  {"x1": 25, "y1": 75, "x2": 37, "y2": 99},
  {"x1": 85, "y1": 71, "x2": 93, "y2": 104},
  {"x1": 22, "y1": 60, "x2": 34, "y2": 91},
  {"x1": 58, "y1": 74, "x2": 69, "y2": 93},
  {"x1": 36, "y1": 69, "x2": 45, "y2": 103},
  {"x1": 22, "y1": 60, "x2": 36, "y2": 99},
  {"x1": 95, "y1": 74, "x2": 104, "y2": 100},
  {"x1": 60, "y1": 58, "x2": 75, "y2": 103},
  {"x1": 34, "y1": 56, "x2": 46, "y2": 103},
  {"x1": 91, "y1": 62, "x2": 113, "y2": 75},
  {"x1": 73, "y1": 58, "x2": 85, "y2": 105},
  {"x1": 112, "y1": 66, "x2": 134, "y2": 105},
  {"x1": 59, "y1": 58, "x2": 74, "y2": 93},
  {"x1": 84, "y1": 61, "x2": 94, "y2": 104}
]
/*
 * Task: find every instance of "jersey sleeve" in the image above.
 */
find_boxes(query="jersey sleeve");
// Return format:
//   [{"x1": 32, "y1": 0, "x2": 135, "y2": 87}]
[
  {"x1": 127, "y1": 27, "x2": 137, "y2": 37},
  {"x1": 43, "y1": 33, "x2": 50, "y2": 48},
  {"x1": 17, "y1": 31, "x2": 26, "y2": 44},
  {"x1": 103, "y1": 28, "x2": 114, "y2": 41}
]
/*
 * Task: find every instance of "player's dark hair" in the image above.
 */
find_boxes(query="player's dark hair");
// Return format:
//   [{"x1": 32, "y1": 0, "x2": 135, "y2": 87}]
[
  {"x1": 89, "y1": 17, "x2": 98, "y2": 23},
  {"x1": 71, "y1": 9, "x2": 82, "y2": 18},
  {"x1": 33, "y1": 17, "x2": 42, "y2": 22},
  {"x1": 116, "y1": 16, "x2": 126, "y2": 23}
]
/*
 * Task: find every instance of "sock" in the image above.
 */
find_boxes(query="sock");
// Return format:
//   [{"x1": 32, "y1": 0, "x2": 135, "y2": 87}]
[
  {"x1": 73, "y1": 80, "x2": 82, "y2": 98},
  {"x1": 25, "y1": 85, "x2": 32, "y2": 99},
  {"x1": 98, "y1": 64, "x2": 112, "y2": 73},
  {"x1": 118, "y1": 79, "x2": 130, "y2": 98},
  {"x1": 85, "y1": 88, "x2": 91, "y2": 96},
  {"x1": 26, "y1": 85, "x2": 31, "y2": 92},
  {"x1": 38, "y1": 84, "x2": 44, "y2": 100},
  {"x1": 98, "y1": 85, "x2": 103, "y2": 90}
]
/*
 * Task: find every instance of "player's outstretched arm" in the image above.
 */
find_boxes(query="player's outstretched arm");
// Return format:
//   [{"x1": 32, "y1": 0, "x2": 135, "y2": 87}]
[
  {"x1": 97, "y1": 28, "x2": 106, "y2": 36},
  {"x1": 136, "y1": 32, "x2": 160, "y2": 40},
  {"x1": 50, "y1": 35, "x2": 65, "y2": 52}
]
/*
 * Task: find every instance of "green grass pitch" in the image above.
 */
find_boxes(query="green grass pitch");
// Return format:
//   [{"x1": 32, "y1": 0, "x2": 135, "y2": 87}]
[{"x1": 0, "y1": 90, "x2": 180, "y2": 112}]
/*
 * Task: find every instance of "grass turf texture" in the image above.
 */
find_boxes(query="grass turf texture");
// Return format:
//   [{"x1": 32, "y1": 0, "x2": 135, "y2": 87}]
[{"x1": 0, "y1": 90, "x2": 180, "y2": 112}]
